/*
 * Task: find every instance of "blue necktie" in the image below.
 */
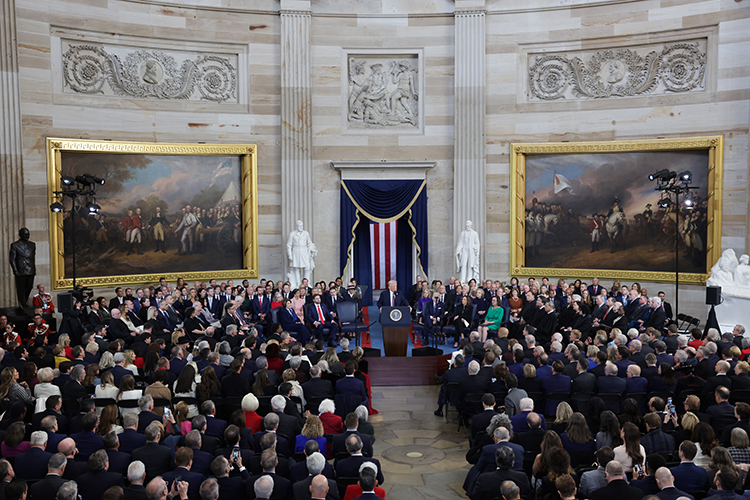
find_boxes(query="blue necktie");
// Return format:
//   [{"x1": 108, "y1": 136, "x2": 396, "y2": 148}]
[{"x1": 291, "y1": 309, "x2": 299, "y2": 321}]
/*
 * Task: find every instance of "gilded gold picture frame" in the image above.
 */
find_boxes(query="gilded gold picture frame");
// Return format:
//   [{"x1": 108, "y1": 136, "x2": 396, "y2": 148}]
[
  {"x1": 509, "y1": 136, "x2": 723, "y2": 285},
  {"x1": 47, "y1": 138, "x2": 259, "y2": 289}
]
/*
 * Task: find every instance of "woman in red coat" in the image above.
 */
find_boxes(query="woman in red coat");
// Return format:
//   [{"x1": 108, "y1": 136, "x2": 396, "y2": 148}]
[
  {"x1": 242, "y1": 393, "x2": 263, "y2": 433},
  {"x1": 318, "y1": 398, "x2": 343, "y2": 434}
]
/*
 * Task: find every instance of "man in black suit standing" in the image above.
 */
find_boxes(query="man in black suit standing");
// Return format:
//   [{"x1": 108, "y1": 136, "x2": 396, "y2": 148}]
[
  {"x1": 124, "y1": 461, "x2": 149, "y2": 500},
  {"x1": 161, "y1": 448, "x2": 204, "y2": 500},
  {"x1": 571, "y1": 359, "x2": 596, "y2": 394},
  {"x1": 470, "y1": 446, "x2": 531, "y2": 500},
  {"x1": 145, "y1": 477, "x2": 188, "y2": 500},
  {"x1": 654, "y1": 467, "x2": 694, "y2": 500},
  {"x1": 291, "y1": 453, "x2": 338, "y2": 500},
  {"x1": 331, "y1": 413, "x2": 374, "y2": 458},
  {"x1": 706, "y1": 386, "x2": 737, "y2": 437},
  {"x1": 702, "y1": 361, "x2": 733, "y2": 402},
  {"x1": 212, "y1": 455, "x2": 250, "y2": 499},
  {"x1": 591, "y1": 460, "x2": 645, "y2": 500},
  {"x1": 29, "y1": 452, "x2": 68, "y2": 500},
  {"x1": 335, "y1": 435, "x2": 384, "y2": 487},
  {"x1": 248, "y1": 449, "x2": 292, "y2": 500},
  {"x1": 597, "y1": 363, "x2": 627, "y2": 397},
  {"x1": 303, "y1": 365, "x2": 334, "y2": 402},
  {"x1": 470, "y1": 394, "x2": 499, "y2": 445},
  {"x1": 271, "y1": 395, "x2": 303, "y2": 441},
  {"x1": 376, "y1": 280, "x2": 409, "y2": 310},
  {"x1": 514, "y1": 412, "x2": 546, "y2": 456}
]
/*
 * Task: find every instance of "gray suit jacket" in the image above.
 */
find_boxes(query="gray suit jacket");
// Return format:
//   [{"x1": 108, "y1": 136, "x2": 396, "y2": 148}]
[{"x1": 504, "y1": 387, "x2": 528, "y2": 417}]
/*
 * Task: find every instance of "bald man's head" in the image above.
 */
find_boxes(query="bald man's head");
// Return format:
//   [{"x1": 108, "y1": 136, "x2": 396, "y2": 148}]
[
  {"x1": 655, "y1": 467, "x2": 674, "y2": 489},
  {"x1": 310, "y1": 474, "x2": 329, "y2": 498}
]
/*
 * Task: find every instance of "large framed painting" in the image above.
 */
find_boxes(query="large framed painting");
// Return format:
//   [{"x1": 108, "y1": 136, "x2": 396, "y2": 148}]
[
  {"x1": 46, "y1": 138, "x2": 258, "y2": 289},
  {"x1": 509, "y1": 136, "x2": 723, "y2": 285}
]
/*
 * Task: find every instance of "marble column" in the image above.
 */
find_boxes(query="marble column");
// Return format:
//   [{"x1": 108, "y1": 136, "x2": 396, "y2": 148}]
[
  {"x1": 453, "y1": 3, "x2": 486, "y2": 279},
  {"x1": 280, "y1": 1, "x2": 314, "y2": 283},
  {"x1": 0, "y1": 0, "x2": 26, "y2": 307}
]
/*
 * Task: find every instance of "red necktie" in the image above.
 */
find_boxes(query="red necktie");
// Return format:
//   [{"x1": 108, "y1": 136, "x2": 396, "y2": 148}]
[
  {"x1": 602, "y1": 308, "x2": 609, "y2": 321},
  {"x1": 259, "y1": 296, "x2": 262, "y2": 307},
  {"x1": 317, "y1": 305, "x2": 325, "y2": 325}
]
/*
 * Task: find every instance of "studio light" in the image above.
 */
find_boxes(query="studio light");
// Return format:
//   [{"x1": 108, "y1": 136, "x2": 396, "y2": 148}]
[
  {"x1": 86, "y1": 202, "x2": 100, "y2": 214},
  {"x1": 83, "y1": 174, "x2": 105, "y2": 186},
  {"x1": 61, "y1": 176, "x2": 75, "y2": 186},
  {"x1": 50, "y1": 202, "x2": 63, "y2": 213},
  {"x1": 658, "y1": 198, "x2": 671, "y2": 209},
  {"x1": 648, "y1": 169, "x2": 669, "y2": 181},
  {"x1": 683, "y1": 196, "x2": 695, "y2": 209},
  {"x1": 678, "y1": 171, "x2": 692, "y2": 183}
]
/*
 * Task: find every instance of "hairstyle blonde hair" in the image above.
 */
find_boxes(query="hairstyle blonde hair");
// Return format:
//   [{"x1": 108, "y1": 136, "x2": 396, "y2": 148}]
[
  {"x1": 555, "y1": 402, "x2": 573, "y2": 424},
  {"x1": 301, "y1": 415, "x2": 324, "y2": 439},
  {"x1": 523, "y1": 364, "x2": 537, "y2": 379},
  {"x1": 681, "y1": 411, "x2": 700, "y2": 433}
]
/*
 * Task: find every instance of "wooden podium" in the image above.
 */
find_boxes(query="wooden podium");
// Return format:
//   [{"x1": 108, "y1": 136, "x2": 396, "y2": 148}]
[{"x1": 380, "y1": 306, "x2": 411, "y2": 357}]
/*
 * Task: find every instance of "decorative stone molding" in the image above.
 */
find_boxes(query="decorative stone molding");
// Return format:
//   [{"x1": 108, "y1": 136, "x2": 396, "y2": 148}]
[
  {"x1": 528, "y1": 39, "x2": 707, "y2": 101},
  {"x1": 60, "y1": 41, "x2": 238, "y2": 103},
  {"x1": 342, "y1": 49, "x2": 424, "y2": 133}
]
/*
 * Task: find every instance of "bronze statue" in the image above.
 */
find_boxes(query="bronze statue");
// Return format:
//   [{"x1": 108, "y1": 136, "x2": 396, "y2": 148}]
[{"x1": 9, "y1": 228, "x2": 36, "y2": 308}]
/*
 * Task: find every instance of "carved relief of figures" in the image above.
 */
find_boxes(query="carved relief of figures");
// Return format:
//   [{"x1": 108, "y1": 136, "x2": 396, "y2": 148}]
[
  {"x1": 528, "y1": 40, "x2": 707, "y2": 101},
  {"x1": 347, "y1": 56, "x2": 419, "y2": 129}
]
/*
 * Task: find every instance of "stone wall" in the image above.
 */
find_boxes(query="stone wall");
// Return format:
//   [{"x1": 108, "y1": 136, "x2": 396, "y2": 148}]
[{"x1": 8, "y1": 0, "x2": 750, "y2": 320}]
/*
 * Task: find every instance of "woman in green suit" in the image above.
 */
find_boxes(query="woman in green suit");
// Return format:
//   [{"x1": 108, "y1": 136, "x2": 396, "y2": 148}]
[{"x1": 478, "y1": 295, "x2": 504, "y2": 342}]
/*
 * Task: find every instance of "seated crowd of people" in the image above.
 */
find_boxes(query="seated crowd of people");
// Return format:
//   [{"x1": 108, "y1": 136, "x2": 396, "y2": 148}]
[
  {"x1": 432, "y1": 276, "x2": 750, "y2": 500},
  {"x1": 0, "y1": 277, "x2": 386, "y2": 500}
]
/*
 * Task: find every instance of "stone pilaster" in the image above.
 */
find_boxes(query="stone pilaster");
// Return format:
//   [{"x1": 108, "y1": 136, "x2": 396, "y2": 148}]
[
  {"x1": 0, "y1": 0, "x2": 26, "y2": 306},
  {"x1": 453, "y1": 4, "x2": 486, "y2": 279},
  {"x1": 280, "y1": 1, "x2": 314, "y2": 283}
]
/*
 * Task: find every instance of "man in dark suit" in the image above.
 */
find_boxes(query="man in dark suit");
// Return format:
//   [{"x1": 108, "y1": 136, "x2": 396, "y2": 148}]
[
  {"x1": 307, "y1": 294, "x2": 339, "y2": 342},
  {"x1": 181, "y1": 430, "x2": 214, "y2": 476},
  {"x1": 123, "y1": 461, "x2": 148, "y2": 500},
  {"x1": 720, "y1": 402, "x2": 750, "y2": 446},
  {"x1": 510, "y1": 398, "x2": 547, "y2": 434},
  {"x1": 376, "y1": 280, "x2": 409, "y2": 310},
  {"x1": 336, "y1": 361, "x2": 369, "y2": 407},
  {"x1": 642, "y1": 297, "x2": 666, "y2": 332},
  {"x1": 290, "y1": 440, "x2": 335, "y2": 484},
  {"x1": 463, "y1": 426, "x2": 524, "y2": 494},
  {"x1": 58, "y1": 438, "x2": 90, "y2": 481},
  {"x1": 131, "y1": 423, "x2": 173, "y2": 482},
  {"x1": 161, "y1": 447, "x2": 205, "y2": 500},
  {"x1": 102, "y1": 430, "x2": 131, "y2": 476},
  {"x1": 252, "y1": 290, "x2": 271, "y2": 324},
  {"x1": 254, "y1": 413, "x2": 292, "y2": 458},
  {"x1": 14, "y1": 431, "x2": 53, "y2": 480},
  {"x1": 278, "y1": 300, "x2": 311, "y2": 344},
  {"x1": 470, "y1": 394, "x2": 499, "y2": 445},
  {"x1": 248, "y1": 449, "x2": 292, "y2": 500},
  {"x1": 535, "y1": 300, "x2": 558, "y2": 344},
  {"x1": 625, "y1": 364, "x2": 649, "y2": 395},
  {"x1": 702, "y1": 361, "x2": 733, "y2": 401},
  {"x1": 118, "y1": 413, "x2": 147, "y2": 454},
  {"x1": 303, "y1": 365, "x2": 334, "y2": 401},
  {"x1": 137, "y1": 395, "x2": 163, "y2": 433},
  {"x1": 706, "y1": 386, "x2": 737, "y2": 437},
  {"x1": 62, "y1": 365, "x2": 89, "y2": 416},
  {"x1": 29, "y1": 452, "x2": 69, "y2": 500},
  {"x1": 331, "y1": 413, "x2": 374, "y2": 458},
  {"x1": 293, "y1": 462, "x2": 338, "y2": 500},
  {"x1": 221, "y1": 358, "x2": 252, "y2": 399},
  {"x1": 77, "y1": 449, "x2": 125, "y2": 500},
  {"x1": 597, "y1": 362, "x2": 627, "y2": 396},
  {"x1": 587, "y1": 278, "x2": 604, "y2": 299},
  {"x1": 541, "y1": 360, "x2": 571, "y2": 415},
  {"x1": 70, "y1": 412, "x2": 103, "y2": 462},
  {"x1": 591, "y1": 460, "x2": 645, "y2": 500},
  {"x1": 669, "y1": 441, "x2": 708, "y2": 493},
  {"x1": 513, "y1": 412, "x2": 546, "y2": 455},
  {"x1": 469, "y1": 446, "x2": 531, "y2": 500},
  {"x1": 655, "y1": 467, "x2": 694, "y2": 500},
  {"x1": 212, "y1": 455, "x2": 250, "y2": 499},
  {"x1": 422, "y1": 292, "x2": 445, "y2": 338},
  {"x1": 335, "y1": 435, "x2": 384, "y2": 486},
  {"x1": 200, "y1": 400, "x2": 227, "y2": 440},
  {"x1": 435, "y1": 355, "x2": 469, "y2": 417},
  {"x1": 571, "y1": 359, "x2": 596, "y2": 394},
  {"x1": 268, "y1": 396, "x2": 303, "y2": 443}
]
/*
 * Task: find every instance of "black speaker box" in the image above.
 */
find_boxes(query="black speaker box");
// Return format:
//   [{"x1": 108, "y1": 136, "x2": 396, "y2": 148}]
[
  {"x1": 412, "y1": 347, "x2": 444, "y2": 357},
  {"x1": 58, "y1": 292, "x2": 74, "y2": 313},
  {"x1": 362, "y1": 347, "x2": 381, "y2": 358},
  {"x1": 706, "y1": 286, "x2": 721, "y2": 306}
]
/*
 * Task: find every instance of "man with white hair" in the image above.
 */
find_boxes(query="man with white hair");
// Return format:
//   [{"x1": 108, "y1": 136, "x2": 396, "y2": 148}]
[
  {"x1": 590, "y1": 460, "x2": 644, "y2": 500},
  {"x1": 271, "y1": 395, "x2": 303, "y2": 441},
  {"x1": 109, "y1": 352, "x2": 131, "y2": 386},
  {"x1": 510, "y1": 398, "x2": 547, "y2": 434},
  {"x1": 654, "y1": 466, "x2": 693, "y2": 500},
  {"x1": 629, "y1": 339, "x2": 647, "y2": 368},
  {"x1": 460, "y1": 361, "x2": 488, "y2": 413},
  {"x1": 641, "y1": 296, "x2": 666, "y2": 332},
  {"x1": 292, "y1": 452, "x2": 337, "y2": 500},
  {"x1": 124, "y1": 460, "x2": 147, "y2": 499},
  {"x1": 597, "y1": 362, "x2": 627, "y2": 402},
  {"x1": 625, "y1": 364, "x2": 649, "y2": 395},
  {"x1": 29, "y1": 452, "x2": 67, "y2": 499},
  {"x1": 14, "y1": 430, "x2": 51, "y2": 480},
  {"x1": 465, "y1": 426, "x2": 524, "y2": 492}
]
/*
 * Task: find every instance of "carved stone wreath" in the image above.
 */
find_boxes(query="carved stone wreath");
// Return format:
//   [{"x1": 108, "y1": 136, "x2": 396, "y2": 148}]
[
  {"x1": 528, "y1": 42, "x2": 706, "y2": 101},
  {"x1": 62, "y1": 44, "x2": 237, "y2": 102}
]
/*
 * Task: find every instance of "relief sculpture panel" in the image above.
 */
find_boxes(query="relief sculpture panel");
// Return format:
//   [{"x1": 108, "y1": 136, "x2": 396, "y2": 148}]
[
  {"x1": 527, "y1": 39, "x2": 707, "y2": 101},
  {"x1": 345, "y1": 53, "x2": 421, "y2": 131}
]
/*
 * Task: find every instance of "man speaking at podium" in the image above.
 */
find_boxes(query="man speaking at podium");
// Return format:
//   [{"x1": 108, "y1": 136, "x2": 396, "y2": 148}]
[{"x1": 377, "y1": 280, "x2": 410, "y2": 311}]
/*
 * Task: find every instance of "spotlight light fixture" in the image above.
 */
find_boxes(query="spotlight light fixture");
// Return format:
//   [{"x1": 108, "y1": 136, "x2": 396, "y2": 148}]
[
  {"x1": 86, "y1": 202, "x2": 101, "y2": 214},
  {"x1": 683, "y1": 196, "x2": 695, "y2": 209},
  {"x1": 84, "y1": 174, "x2": 105, "y2": 186},
  {"x1": 61, "y1": 176, "x2": 75, "y2": 186},
  {"x1": 50, "y1": 202, "x2": 64, "y2": 213},
  {"x1": 648, "y1": 169, "x2": 670, "y2": 181},
  {"x1": 658, "y1": 198, "x2": 671, "y2": 209},
  {"x1": 677, "y1": 171, "x2": 692, "y2": 183}
]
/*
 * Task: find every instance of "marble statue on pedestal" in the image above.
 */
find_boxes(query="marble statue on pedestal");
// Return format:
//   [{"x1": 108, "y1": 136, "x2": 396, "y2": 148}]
[
  {"x1": 286, "y1": 220, "x2": 317, "y2": 288},
  {"x1": 735, "y1": 255, "x2": 750, "y2": 288},
  {"x1": 456, "y1": 220, "x2": 480, "y2": 284}
]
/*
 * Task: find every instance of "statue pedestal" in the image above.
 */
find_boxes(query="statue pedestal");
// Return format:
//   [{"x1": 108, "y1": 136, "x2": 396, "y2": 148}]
[{"x1": 714, "y1": 294, "x2": 750, "y2": 334}]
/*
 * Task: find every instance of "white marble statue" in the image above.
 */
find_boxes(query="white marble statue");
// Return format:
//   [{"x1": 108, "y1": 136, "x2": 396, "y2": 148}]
[
  {"x1": 735, "y1": 254, "x2": 750, "y2": 288},
  {"x1": 456, "y1": 220, "x2": 480, "y2": 284},
  {"x1": 286, "y1": 220, "x2": 317, "y2": 288},
  {"x1": 707, "y1": 248, "x2": 739, "y2": 288}
]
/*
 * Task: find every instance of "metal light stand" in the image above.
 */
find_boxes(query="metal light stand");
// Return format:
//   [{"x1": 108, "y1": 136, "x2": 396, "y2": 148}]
[
  {"x1": 651, "y1": 170, "x2": 700, "y2": 319},
  {"x1": 50, "y1": 175, "x2": 105, "y2": 288}
]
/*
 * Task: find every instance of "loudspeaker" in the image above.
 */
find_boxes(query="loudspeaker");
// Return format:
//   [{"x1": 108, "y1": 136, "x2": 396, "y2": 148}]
[
  {"x1": 706, "y1": 286, "x2": 722, "y2": 306},
  {"x1": 412, "y1": 347, "x2": 444, "y2": 357},
  {"x1": 58, "y1": 292, "x2": 74, "y2": 313}
]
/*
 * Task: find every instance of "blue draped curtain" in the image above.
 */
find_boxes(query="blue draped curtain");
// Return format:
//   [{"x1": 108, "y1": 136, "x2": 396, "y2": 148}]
[{"x1": 340, "y1": 180, "x2": 429, "y2": 306}]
